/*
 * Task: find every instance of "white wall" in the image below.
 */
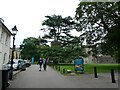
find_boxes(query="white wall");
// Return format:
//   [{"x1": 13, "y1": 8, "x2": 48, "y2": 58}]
[
  {"x1": 0, "y1": 22, "x2": 11, "y2": 90},
  {"x1": 0, "y1": 21, "x2": 2, "y2": 90},
  {"x1": 0, "y1": 24, "x2": 2, "y2": 70},
  {"x1": 0, "y1": 23, "x2": 11, "y2": 70}
]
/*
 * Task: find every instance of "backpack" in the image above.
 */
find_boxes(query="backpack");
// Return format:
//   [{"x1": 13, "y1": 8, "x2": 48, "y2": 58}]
[{"x1": 39, "y1": 59, "x2": 43, "y2": 64}]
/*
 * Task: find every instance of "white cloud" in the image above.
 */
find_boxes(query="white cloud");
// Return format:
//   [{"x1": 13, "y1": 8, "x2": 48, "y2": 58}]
[{"x1": 0, "y1": 0, "x2": 79, "y2": 47}]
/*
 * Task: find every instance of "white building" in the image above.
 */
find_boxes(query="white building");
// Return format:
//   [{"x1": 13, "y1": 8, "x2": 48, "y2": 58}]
[
  {"x1": 0, "y1": 20, "x2": 12, "y2": 90},
  {"x1": 0, "y1": 20, "x2": 12, "y2": 69}
]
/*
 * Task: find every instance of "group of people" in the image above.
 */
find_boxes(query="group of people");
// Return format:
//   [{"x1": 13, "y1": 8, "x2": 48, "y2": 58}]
[{"x1": 38, "y1": 57, "x2": 49, "y2": 71}]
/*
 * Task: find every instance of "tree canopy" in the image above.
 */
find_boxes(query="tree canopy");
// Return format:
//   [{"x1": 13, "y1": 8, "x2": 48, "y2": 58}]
[
  {"x1": 41, "y1": 15, "x2": 77, "y2": 47},
  {"x1": 20, "y1": 15, "x2": 88, "y2": 63},
  {"x1": 40, "y1": 15, "x2": 87, "y2": 62},
  {"x1": 75, "y1": 2, "x2": 120, "y2": 62},
  {"x1": 20, "y1": 37, "x2": 40, "y2": 61}
]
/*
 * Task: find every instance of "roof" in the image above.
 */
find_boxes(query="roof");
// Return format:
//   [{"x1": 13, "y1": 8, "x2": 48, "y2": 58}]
[{"x1": 0, "y1": 21, "x2": 12, "y2": 35}]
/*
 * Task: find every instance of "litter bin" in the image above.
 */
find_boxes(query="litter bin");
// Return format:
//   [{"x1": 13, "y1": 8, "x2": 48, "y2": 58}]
[{"x1": 2, "y1": 64, "x2": 9, "y2": 90}]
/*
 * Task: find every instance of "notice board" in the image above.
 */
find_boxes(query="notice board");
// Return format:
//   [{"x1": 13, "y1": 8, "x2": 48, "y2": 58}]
[{"x1": 74, "y1": 58, "x2": 84, "y2": 72}]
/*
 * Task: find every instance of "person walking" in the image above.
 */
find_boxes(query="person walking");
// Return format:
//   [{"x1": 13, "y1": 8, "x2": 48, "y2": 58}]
[
  {"x1": 43, "y1": 58, "x2": 49, "y2": 71},
  {"x1": 38, "y1": 58, "x2": 43, "y2": 71}
]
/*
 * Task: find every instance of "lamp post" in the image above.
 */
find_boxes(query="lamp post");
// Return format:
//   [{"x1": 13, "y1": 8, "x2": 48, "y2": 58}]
[{"x1": 9, "y1": 25, "x2": 18, "y2": 80}]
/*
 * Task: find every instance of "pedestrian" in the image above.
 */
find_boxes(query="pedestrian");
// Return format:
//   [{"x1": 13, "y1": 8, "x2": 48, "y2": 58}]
[
  {"x1": 43, "y1": 58, "x2": 48, "y2": 71},
  {"x1": 38, "y1": 58, "x2": 43, "y2": 71},
  {"x1": 46, "y1": 57, "x2": 49, "y2": 64}
]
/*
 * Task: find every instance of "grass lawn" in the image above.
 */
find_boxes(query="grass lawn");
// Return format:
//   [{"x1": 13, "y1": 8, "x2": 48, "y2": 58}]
[
  {"x1": 84, "y1": 64, "x2": 119, "y2": 74},
  {"x1": 49, "y1": 63, "x2": 119, "y2": 74}
]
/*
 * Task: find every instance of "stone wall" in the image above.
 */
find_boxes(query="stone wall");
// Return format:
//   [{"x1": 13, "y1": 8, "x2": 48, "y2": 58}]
[
  {"x1": 84, "y1": 48, "x2": 116, "y2": 64},
  {"x1": 96, "y1": 55, "x2": 116, "y2": 63}
]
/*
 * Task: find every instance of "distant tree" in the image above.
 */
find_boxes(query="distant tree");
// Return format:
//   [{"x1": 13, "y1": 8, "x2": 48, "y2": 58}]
[{"x1": 20, "y1": 37, "x2": 40, "y2": 61}]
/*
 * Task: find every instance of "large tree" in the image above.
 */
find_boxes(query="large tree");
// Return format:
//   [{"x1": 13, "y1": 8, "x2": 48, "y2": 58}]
[
  {"x1": 75, "y1": 2, "x2": 120, "y2": 62},
  {"x1": 40, "y1": 15, "x2": 88, "y2": 63},
  {"x1": 20, "y1": 37, "x2": 40, "y2": 61},
  {"x1": 41, "y1": 15, "x2": 77, "y2": 46}
]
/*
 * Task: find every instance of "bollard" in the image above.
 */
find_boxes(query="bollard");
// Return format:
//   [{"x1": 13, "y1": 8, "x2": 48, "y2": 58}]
[
  {"x1": 56, "y1": 66, "x2": 58, "y2": 70},
  {"x1": 55, "y1": 66, "x2": 57, "y2": 70},
  {"x1": 58, "y1": 66, "x2": 60, "y2": 71},
  {"x1": 111, "y1": 69, "x2": 116, "y2": 83},
  {"x1": 94, "y1": 67, "x2": 98, "y2": 78},
  {"x1": 63, "y1": 69, "x2": 65, "y2": 73}
]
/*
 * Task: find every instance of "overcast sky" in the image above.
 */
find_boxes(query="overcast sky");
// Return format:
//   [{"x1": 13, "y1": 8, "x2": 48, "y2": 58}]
[{"x1": 0, "y1": 0, "x2": 80, "y2": 47}]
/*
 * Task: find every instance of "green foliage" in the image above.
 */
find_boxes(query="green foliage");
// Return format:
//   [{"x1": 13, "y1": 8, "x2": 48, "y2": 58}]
[
  {"x1": 41, "y1": 15, "x2": 76, "y2": 43},
  {"x1": 20, "y1": 14, "x2": 88, "y2": 63},
  {"x1": 75, "y1": 2, "x2": 120, "y2": 62},
  {"x1": 39, "y1": 14, "x2": 88, "y2": 63},
  {"x1": 20, "y1": 37, "x2": 40, "y2": 61}
]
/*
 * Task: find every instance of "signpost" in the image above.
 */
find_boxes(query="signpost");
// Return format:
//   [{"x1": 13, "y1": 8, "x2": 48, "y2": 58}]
[{"x1": 74, "y1": 57, "x2": 84, "y2": 74}]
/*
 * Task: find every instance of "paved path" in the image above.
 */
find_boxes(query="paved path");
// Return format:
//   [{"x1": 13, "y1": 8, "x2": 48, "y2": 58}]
[{"x1": 7, "y1": 65, "x2": 119, "y2": 88}]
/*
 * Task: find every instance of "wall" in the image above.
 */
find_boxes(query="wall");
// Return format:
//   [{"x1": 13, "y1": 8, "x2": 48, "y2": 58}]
[
  {"x1": 9, "y1": 47, "x2": 21, "y2": 60},
  {"x1": 0, "y1": 26, "x2": 11, "y2": 66},
  {"x1": 0, "y1": 22, "x2": 2, "y2": 90},
  {"x1": 96, "y1": 55, "x2": 116, "y2": 63},
  {"x1": 84, "y1": 48, "x2": 97, "y2": 64},
  {"x1": 0, "y1": 21, "x2": 11, "y2": 90},
  {"x1": 83, "y1": 48, "x2": 116, "y2": 64}
]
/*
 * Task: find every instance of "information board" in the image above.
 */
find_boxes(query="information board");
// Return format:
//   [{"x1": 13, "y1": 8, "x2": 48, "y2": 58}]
[{"x1": 74, "y1": 58, "x2": 84, "y2": 72}]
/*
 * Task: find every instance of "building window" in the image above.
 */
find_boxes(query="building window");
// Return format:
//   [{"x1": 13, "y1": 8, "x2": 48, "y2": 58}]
[
  {"x1": 0, "y1": 31, "x2": 3, "y2": 42},
  {"x1": 3, "y1": 53, "x2": 7, "y2": 64},
  {"x1": 0, "y1": 52, "x2": 2, "y2": 64},
  {"x1": 16, "y1": 52, "x2": 18, "y2": 59},
  {"x1": 0, "y1": 30, "x2": 1, "y2": 41},
  {"x1": 0, "y1": 31, "x2": 4, "y2": 43},
  {"x1": 5, "y1": 35, "x2": 8, "y2": 45}
]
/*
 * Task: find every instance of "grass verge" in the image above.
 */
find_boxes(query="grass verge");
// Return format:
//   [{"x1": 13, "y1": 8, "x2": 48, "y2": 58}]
[{"x1": 49, "y1": 63, "x2": 119, "y2": 75}]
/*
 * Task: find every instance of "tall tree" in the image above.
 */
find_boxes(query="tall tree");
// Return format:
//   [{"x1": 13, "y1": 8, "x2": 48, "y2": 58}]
[
  {"x1": 75, "y1": 2, "x2": 120, "y2": 62},
  {"x1": 41, "y1": 15, "x2": 76, "y2": 46}
]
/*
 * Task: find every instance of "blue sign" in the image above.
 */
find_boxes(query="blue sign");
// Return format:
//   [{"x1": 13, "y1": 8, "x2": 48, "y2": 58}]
[
  {"x1": 32, "y1": 57, "x2": 34, "y2": 64},
  {"x1": 74, "y1": 58, "x2": 84, "y2": 71}
]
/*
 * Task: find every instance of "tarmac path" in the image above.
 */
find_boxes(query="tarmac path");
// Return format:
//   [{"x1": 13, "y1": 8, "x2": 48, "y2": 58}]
[{"x1": 7, "y1": 65, "x2": 119, "y2": 88}]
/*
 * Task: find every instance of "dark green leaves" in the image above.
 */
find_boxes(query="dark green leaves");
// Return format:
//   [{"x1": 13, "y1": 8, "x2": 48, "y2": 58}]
[{"x1": 75, "y1": 2, "x2": 120, "y2": 62}]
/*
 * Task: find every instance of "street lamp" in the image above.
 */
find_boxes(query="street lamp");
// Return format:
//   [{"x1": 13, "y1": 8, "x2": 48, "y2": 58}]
[{"x1": 9, "y1": 25, "x2": 18, "y2": 80}]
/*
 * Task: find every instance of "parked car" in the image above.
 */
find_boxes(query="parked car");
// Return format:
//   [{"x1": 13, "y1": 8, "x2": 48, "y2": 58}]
[
  {"x1": 7, "y1": 59, "x2": 26, "y2": 71},
  {"x1": 24, "y1": 60, "x2": 31, "y2": 67},
  {"x1": 18, "y1": 59, "x2": 26, "y2": 71}
]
